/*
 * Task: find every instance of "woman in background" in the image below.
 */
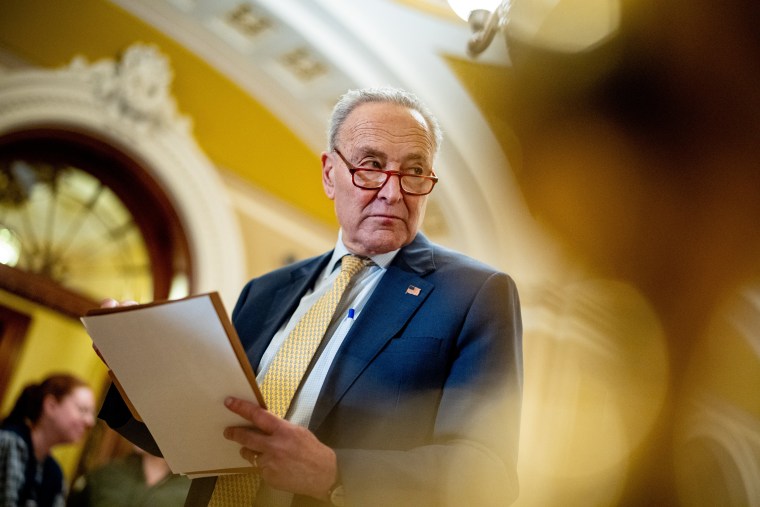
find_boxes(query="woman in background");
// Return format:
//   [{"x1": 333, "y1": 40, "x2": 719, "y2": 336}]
[{"x1": 0, "y1": 374, "x2": 95, "y2": 507}]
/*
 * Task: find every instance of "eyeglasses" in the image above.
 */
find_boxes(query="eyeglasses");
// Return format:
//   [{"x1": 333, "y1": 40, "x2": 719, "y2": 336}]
[{"x1": 334, "y1": 149, "x2": 438, "y2": 196}]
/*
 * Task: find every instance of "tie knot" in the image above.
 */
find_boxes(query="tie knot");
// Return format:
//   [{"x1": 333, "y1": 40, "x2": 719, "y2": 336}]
[{"x1": 340, "y1": 255, "x2": 369, "y2": 278}]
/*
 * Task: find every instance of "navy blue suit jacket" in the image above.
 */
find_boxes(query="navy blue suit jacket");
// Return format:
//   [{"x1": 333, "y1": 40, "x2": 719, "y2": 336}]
[{"x1": 100, "y1": 233, "x2": 522, "y2": 506}]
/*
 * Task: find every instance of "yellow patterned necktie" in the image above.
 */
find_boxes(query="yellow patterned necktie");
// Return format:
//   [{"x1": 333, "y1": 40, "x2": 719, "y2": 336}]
[{"x1": 209, "y1": 255, "x2": 369, "y2": 506}]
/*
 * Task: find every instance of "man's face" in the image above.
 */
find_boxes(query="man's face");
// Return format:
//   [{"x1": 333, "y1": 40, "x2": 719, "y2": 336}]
[{"x1": 321, "y1": 102, "x2": 435, "y2": 256}]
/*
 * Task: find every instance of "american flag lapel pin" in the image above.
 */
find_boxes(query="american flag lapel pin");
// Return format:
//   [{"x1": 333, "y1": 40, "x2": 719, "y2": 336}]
[{"x1": 406, "y1": 285, "x2": 421, "y2": 296}]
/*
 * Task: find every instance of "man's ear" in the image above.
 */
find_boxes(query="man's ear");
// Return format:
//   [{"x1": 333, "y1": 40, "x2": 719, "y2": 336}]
[{"x1": 321, "y1": 152, "x2": 336, "y2": 200}]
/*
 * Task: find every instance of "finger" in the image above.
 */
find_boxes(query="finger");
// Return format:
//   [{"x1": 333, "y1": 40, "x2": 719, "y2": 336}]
[
  {"x1": 240, "y1": 448, "x2": 261, "y2": 469},
  {"x1": 100, "y1": 299, "x2": 139, "y2": 308},
  {"x1": 224, "y1": 397, "x2": 279, "y2": 434},
  {"x1": 223, "y1": 426, "x2": 268, "y2": 453},
  {"x1": 224, "y1": 424, "x2": 265, "y2": 440},
  {"x1": 100, "y1": 298, "x2": 119, "y2": 308}
]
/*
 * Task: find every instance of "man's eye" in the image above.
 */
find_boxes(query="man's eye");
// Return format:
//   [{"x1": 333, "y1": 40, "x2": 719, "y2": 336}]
[
  {"x1": 360, "y1": 160, "x2": 382, "y2": 169},
  {"x1": 404, "y1": 167, "x2": 425, "y2": 176}
]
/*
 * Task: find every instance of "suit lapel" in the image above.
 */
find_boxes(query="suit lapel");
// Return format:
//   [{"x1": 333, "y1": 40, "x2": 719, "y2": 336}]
[
  {"x1": 309, "y1": 234, "x2": 436, "y2": 431},
  {"x1": 247, "y1": 253, "x2": 331, "y2": 368}
]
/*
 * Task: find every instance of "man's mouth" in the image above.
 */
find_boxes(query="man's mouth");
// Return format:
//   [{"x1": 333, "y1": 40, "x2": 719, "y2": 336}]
[{"x1": 370, "y1": 214, "x2": 402, "y2": 220}]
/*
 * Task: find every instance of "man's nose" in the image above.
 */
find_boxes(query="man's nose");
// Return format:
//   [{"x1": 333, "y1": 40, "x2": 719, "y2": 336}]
[{"x1": 377, "y1": 172, "x2": 403, "y2": 202}]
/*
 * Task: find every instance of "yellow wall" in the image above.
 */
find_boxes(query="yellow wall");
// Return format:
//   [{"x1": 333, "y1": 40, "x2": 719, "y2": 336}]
[
  {"x1": 0, "y1": 290, "x2": 109, "y2": 480},
  {"x1": 0, "y1": 0, "x2": 335, "y2": 226}
]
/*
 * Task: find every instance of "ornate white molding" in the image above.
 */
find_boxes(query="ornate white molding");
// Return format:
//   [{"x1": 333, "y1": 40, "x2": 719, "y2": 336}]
[
  {"x1": 66, "y1": 44, "x2": 190, "y2": 134},
  {"x1": 0, "y1": 43, "x2": 245, "y2": 308}
]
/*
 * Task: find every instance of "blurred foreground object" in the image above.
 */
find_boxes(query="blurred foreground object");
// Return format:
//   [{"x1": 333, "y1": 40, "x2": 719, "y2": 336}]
[
  {"x1": 449, "y1": 0, "x2": 622, "y2": 57},
  {"x1": 485, "y1": 0, "x2": 760, "y2": 505}
]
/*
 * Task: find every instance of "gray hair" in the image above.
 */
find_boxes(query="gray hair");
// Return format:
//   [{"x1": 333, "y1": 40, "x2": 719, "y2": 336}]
[{"x1": 327, "y1": 87, "x2": 443, "y2": 157}]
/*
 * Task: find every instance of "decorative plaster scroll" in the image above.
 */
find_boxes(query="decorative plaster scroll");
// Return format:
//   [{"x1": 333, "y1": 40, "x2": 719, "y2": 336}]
[{"x1": 66, "y1": 43, "x2": 190, "y2": 134}]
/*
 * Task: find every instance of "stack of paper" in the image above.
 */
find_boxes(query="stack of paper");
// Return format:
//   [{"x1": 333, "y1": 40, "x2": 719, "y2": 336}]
[{"x1": 82, "y1": 292, "x2": 264, "y2": 476}]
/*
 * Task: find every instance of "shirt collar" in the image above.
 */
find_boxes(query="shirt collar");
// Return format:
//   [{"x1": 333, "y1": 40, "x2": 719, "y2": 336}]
[{"x1": 328, "y1": 229, "x2": 400, "y2": 273}]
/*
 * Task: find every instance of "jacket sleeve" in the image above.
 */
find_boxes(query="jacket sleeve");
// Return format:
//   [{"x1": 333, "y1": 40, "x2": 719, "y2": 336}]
[{"x1": 98, "y1": 383, "x2": 163, "y2": 457}]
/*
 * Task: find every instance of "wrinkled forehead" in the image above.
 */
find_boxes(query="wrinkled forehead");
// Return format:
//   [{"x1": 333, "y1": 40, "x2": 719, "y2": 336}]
[{"x1": 338, "y1": 103, "x2": 435, "y2": 158}]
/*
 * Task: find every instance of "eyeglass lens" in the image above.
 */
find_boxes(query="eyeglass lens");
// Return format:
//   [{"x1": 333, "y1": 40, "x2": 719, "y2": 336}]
[{"x1": 353, "y1": 169, "x2": 433, "y2": 194}]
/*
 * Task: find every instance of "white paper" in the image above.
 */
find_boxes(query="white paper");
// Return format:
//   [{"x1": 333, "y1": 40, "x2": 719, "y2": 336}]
[{"x1": 82, "y1": 293, "x2": 259, "y2": 475}]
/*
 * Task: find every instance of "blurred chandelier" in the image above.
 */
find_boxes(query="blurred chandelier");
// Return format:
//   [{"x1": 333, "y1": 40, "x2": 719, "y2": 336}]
[{"x1": 447, "y1": 0, "x2": 511, "y2": 57}]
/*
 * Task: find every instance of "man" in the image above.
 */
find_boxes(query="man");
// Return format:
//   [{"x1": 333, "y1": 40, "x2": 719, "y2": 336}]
[{"x1": 99, "y1": 87, "x2": 523, "y2": 506}]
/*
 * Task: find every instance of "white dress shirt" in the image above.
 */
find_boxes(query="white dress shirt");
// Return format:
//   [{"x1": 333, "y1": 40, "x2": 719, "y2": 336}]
[{"x1": 254, "y1": 231, "x2": 398, "y2": 506}]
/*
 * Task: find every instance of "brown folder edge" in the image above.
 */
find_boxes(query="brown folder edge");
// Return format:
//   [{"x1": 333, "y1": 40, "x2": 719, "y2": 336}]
[
  {"x1": 84, "y1": 302, "x2": 156, "y2": 424},
  {"x1": 84, "y1": 295, "x2": 208, "y2": 316},
  {"x1": 83, "y1": 292, "x2": 267, "y2": 416},
  {"x1": 207, "y1": 292, "x2": 267, "y2": 409},
  {"x1": 186, "y1": 465, "x2": 256, "y2": 476},
  {"x1": 107, "y1": 369, "x2": 144, "y2": 422}
]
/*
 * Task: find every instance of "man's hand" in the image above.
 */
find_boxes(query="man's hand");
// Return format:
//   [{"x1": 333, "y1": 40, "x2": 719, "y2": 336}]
[{"x1": 222, "y1": 397, "x2": 337, "y2": 500}]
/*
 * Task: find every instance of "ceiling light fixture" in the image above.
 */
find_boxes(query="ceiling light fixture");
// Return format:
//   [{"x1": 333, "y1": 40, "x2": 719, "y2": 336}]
[{"x1": 448, "y1": 0, "x2": 512, "y2": 57}]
